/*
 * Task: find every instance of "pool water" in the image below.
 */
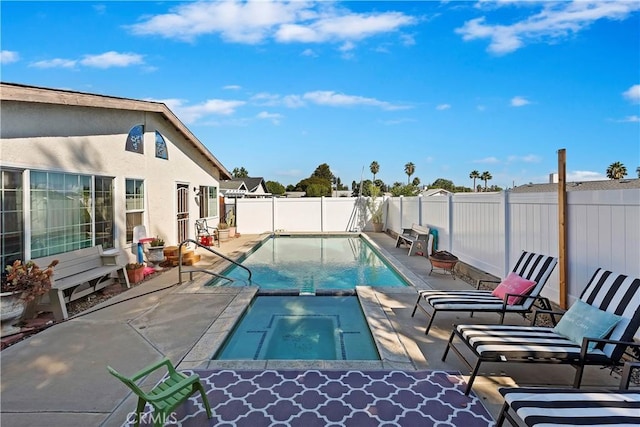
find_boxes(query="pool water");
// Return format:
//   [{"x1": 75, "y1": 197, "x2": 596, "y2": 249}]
[
  {"x1": 214, "y1": 296, "x2": 379, "y2": 360},
  {"x1": 210, "y1": 235, "x2": 407, "y2": 291}
]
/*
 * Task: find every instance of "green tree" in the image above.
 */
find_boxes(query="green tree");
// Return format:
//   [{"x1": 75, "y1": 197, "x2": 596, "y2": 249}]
[
  {"x1": 636, "y1": 166, "x2": 640, "y2": 178},
  {"x1": 412, "y1": 177, "x2": 421, "y2": 187},
  {"x1": 296, "y1": 176, "x2": 331, "y2": 196},
  {"x1": 404, "y1": 162, "x2": 415, "y2": 184},
  {"x1": 232, "y1": 167, "x2": 249, "y2": 178},
  {"x1": 306, "y1": 183, "x2": 329, "y2": 197},
  {"x1": 606, "y1": 162, "x2": 627, "y2": 179},
  {"x1": 389, "y1": 182, "x2": 419, "y2": 197},
  {"x1": 311, "y1": 163, "x2": 335, "y2": 181},
  {"x1": 431, "y1": 178, "x2": 455, "y2": 192},
  {"x1": 286, "y1": 184, "x2": 296, "y2": 192},
  {"x1": 373, "y1": 179, "x2": 387, "y2": 192},
  {"x1": 370, "y1": 161, "x2": 380, "y2": 181},
  {"x1": 266, "y1": 180, "x2": 285, "y2": 195},
  {"x1": 480, "y1": 171, "x2": 492, "y2": 191},
  {"x1": 469, "y1": 170, "x2": 480, "y2": 192}
]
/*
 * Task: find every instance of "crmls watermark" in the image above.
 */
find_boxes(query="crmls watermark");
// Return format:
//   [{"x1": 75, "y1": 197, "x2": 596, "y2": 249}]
[{"x1": 126, "y1": 411, "x2": 178, "y2": 425}]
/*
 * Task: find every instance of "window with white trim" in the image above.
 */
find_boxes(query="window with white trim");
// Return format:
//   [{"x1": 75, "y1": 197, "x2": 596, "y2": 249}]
[{"x1": 125, "y1": 179, "x2": 144, "y2": 243}]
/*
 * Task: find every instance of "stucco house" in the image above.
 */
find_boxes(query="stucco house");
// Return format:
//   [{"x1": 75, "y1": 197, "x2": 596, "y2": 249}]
[{"x1": 0, "y1": 82, "x2": 231, "y2": 270}]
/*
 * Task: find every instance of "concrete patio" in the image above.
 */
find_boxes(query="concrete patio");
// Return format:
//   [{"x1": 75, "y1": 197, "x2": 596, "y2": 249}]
[{"x1": 0, "y1": 232, "x2": 624, "y2": 426}]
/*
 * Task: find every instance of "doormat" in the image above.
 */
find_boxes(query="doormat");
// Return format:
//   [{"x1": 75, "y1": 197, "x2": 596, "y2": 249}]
[{"x1": 135, "y1": 369, "x2": 494, "y2": 426}]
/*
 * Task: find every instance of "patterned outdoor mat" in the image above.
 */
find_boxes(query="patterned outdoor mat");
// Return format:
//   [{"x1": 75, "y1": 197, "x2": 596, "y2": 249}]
[{"x1": 137, "y1": 369, "x2": 494, "y2": 426}]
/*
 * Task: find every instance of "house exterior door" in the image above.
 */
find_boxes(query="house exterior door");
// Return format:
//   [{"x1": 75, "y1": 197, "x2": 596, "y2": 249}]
[{"x1": 176, "y1": 184, "x2": 189, "y2": 244}]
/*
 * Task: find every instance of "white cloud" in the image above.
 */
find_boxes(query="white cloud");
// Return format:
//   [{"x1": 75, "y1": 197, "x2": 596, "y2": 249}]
[
  {"x1": 473, "y1": 156, "x2": 500, "y2": 164},
  {"x1": 156, "y1": 98, "x2": 245, "y2": 124},
  {"x1": 617, "y1": 115, "x2": 640, "y2": 123},
  {"x1": 567, "y1": 170, "x2": 605, "y2": 181},
  {"x1": 282, "y1": 95, "x2": 305, "y2": 108},
  {"x1": 436, "y1": 104, "x2": 451, "y2": 110},
  {"x1": 250, "y1": 90, "x2": 407, "y2": 110},
  {"x1": 256, "y1": 111, "x2": 283, "y2": 125},
  {"x1": 223, "y1": 85, "x2": 242, "y2": 90},
  {"x1": 511, "y1": 96, "x2": 530, "y2": 107},
  {"x1": 507, "y1": 154, "x2": 541, "y2": 163},
  {"x1": 31, "y1": 58, "x2": 77, "y2": 68},
  {"x1": 80, "y1": 51, "x2": 144, "y2": 68},
  {"x1": 0, "y1": 50, "x2": 19, "y2": 64},
  {"x1": 457, "y1": 1, "x2": 640, "y2": 54},
  {"x1": 622, "y1": 84, "x2": 640, "y2": 103},
  {"x1": 379, "y1": 118, "x2": 416, "y2": 125},
  {"x1": 303, "y1": 90, "x2": 408, "y2": 110},
  {"x1": 301, "y1": 48, "x2": 318, "y2": 57},
  {"x1": 31, "y1": 51, "x2": 144, "y2": 69},
  {"x1": 128, "y1": 1, "x2": 416, "y2": 51}
]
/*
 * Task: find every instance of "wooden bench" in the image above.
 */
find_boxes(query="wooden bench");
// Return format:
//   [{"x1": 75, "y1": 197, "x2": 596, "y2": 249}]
[
  {"x1": 30, "y1": 245, "x2": 130, "y2": 321},
  {"x1": 395, "y1": 224, "x2": 433, "y2": 256}
]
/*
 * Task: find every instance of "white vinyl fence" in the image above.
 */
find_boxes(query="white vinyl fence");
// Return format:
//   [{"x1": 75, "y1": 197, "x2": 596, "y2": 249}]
[{"x1": 235, "y1": 189, "x2": 640, "y2": 307}]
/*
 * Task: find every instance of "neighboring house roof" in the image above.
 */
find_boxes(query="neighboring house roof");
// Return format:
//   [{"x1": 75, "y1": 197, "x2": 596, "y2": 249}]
[
  {"x1": 510, "y1": 179, "x2": 640, "y2": 193},
  {"x1": 219, "y1": 180, "x2": 249, "y2": 195},
  {"x1": 220, "y1": 177, "x2": 270, "y2": 197},
  {"x1": 421, "y1": 188, "x2": 452, "y2": 197},
  {"x1": 0, "y1": 82, "x2": 232, "y2": 180}
]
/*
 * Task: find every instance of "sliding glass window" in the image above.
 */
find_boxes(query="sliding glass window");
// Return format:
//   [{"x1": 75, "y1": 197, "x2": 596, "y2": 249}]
[{"x1": 30, "y1": 171, "x2": 92, "y2": 258}]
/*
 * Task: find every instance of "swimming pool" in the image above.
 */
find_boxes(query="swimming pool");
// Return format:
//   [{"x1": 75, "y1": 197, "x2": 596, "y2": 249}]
[
  {"x1": 209, "y1": 235, "x2": 408, "y2": 291},
  {"x1": 214, "y1": 296, "x2": 379, "y2": 361}
]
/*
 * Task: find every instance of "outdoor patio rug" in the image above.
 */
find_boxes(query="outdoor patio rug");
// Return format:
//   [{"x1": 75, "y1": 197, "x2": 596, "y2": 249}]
[{"x1": 135, "y1": 369, "x2": 494, "y2": 426}]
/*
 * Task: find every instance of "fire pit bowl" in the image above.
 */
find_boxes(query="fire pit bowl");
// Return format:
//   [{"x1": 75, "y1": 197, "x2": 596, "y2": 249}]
[{"x1": 429, "y1": 251, "x2": 458, "y2": 278}]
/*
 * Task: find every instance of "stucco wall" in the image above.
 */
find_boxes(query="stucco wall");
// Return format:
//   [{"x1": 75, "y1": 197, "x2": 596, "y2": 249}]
[{"x1": 1, "y1": 100, "x2": 225, "y2": 258}]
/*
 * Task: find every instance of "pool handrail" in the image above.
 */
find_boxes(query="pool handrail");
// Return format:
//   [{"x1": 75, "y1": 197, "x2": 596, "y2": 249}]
[{"x1": 177, "y1": 239, "x2": 252, "y2": 284}]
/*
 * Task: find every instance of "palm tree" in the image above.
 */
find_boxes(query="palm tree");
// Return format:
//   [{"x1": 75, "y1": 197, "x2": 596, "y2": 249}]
[
  {"x1": 480, "y1": 171, "x2": 492, "y2": 191},
  {"x1": 606, "y1": 162, "x2": 627, "y2": 180},
  {"x1": 469, "y1": 170, "x2": 480, "y2": 192},
  {"x1": 404, "y1": 162, "x2": 415, "y2": 184},
  {"x1": 370, "y1": 161, "x2": 380, "y2": 181},
  {"x1": 412, "y1": 177, "x2": 421, "y2": 187}
]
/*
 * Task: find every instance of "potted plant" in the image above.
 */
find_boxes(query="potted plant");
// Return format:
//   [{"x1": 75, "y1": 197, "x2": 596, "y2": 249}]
[
  {"x1": 217, "y1": 221, "x2": 230, "y2": 241},
  {"x1": 1, "y1": 259, "x2": 58, "y2": 337},
  {"x1": 367, "y1": 184, "x2": 385, "y2": 232},
  {"x1": 146, "y1": 236, "x2": 165, "y2": 270},
  {"x1": 226, "y1": 211, "x2": 236, "y2": 238},
  {"x1": 125, "y1": 262, "x2": 145, "y2": 285}
]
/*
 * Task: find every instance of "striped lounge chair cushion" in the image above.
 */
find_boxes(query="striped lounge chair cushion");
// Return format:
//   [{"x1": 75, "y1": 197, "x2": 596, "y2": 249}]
[
  {"x1": 419, "y1": 289, "x2": 508, "y2": 310},
  {"x1": 499, "y1": 387, "x2": 640, "y2": 427},
  {"x1": 420, "y1": 251, "x2": 557, "y2": 310},
  {"x1": 456, "y1": 269, "x2": 640, "y2": 362}
]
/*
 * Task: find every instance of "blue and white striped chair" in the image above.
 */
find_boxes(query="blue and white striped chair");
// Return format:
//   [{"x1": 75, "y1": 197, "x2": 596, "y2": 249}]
[
  {"x1": 496, "y1": 362, "x2": 640, "y2": 427},
  {"x1": 412, "y1": 251, "x2": 558, "y2": 335},
  {"x1": 442, "y1": 268, "x2": 640, "y2": 395}
]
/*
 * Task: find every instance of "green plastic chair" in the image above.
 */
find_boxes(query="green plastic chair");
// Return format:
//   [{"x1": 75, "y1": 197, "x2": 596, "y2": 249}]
[{"x1": 107, "y1": 357, "x2": 212, "y2": 427}]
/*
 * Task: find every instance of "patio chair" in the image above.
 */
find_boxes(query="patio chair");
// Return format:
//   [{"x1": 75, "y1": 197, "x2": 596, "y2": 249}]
[
  {"x1": 195, "y1": 218, "x2": 219, "y2": 247},
  {"x1": 412, "y1": 251, "x2": 558, "y2": 335},
  {"x1": 496, "y1": 361, "x2": 640, "y2": 427},
  {"x1": 442, "y1": 268, "x2": 640, "y2": 395},
  {"x1": 107, "y1": 357, "x2": 212, "y2": 427}
]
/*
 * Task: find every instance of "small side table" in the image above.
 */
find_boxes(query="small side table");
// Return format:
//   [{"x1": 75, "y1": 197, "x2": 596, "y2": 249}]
[{"x1": 429, "y1": 251, "x2": 458, "y2": 279}]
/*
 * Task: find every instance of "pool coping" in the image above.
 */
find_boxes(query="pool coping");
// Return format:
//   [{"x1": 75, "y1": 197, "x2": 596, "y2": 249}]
[{"x1": 177, "y1": 232, "x2": 430, "y2": 371}]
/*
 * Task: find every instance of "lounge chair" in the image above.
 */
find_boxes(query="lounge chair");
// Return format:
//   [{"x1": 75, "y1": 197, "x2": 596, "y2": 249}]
[
  {"x1": 496, "y1": 361, "x2": 640, "y2": 427},
  {"x1": 108, "y1": 357, "x2": 212, "y2": 427},
  {"x1": 412, "y1": 251, "x2": 558, "y2": 335},
  {"x1": 195, "y1": 218, "x2": 219, "y2": 247},
  {"x1": 442, "y1": 268, "x2": 640, "y2": 395}
]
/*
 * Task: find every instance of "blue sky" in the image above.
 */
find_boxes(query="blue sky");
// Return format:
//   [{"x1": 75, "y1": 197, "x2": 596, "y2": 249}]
[{"x1": 2, "y1": 1, "x2": 639, "y2": 189}]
